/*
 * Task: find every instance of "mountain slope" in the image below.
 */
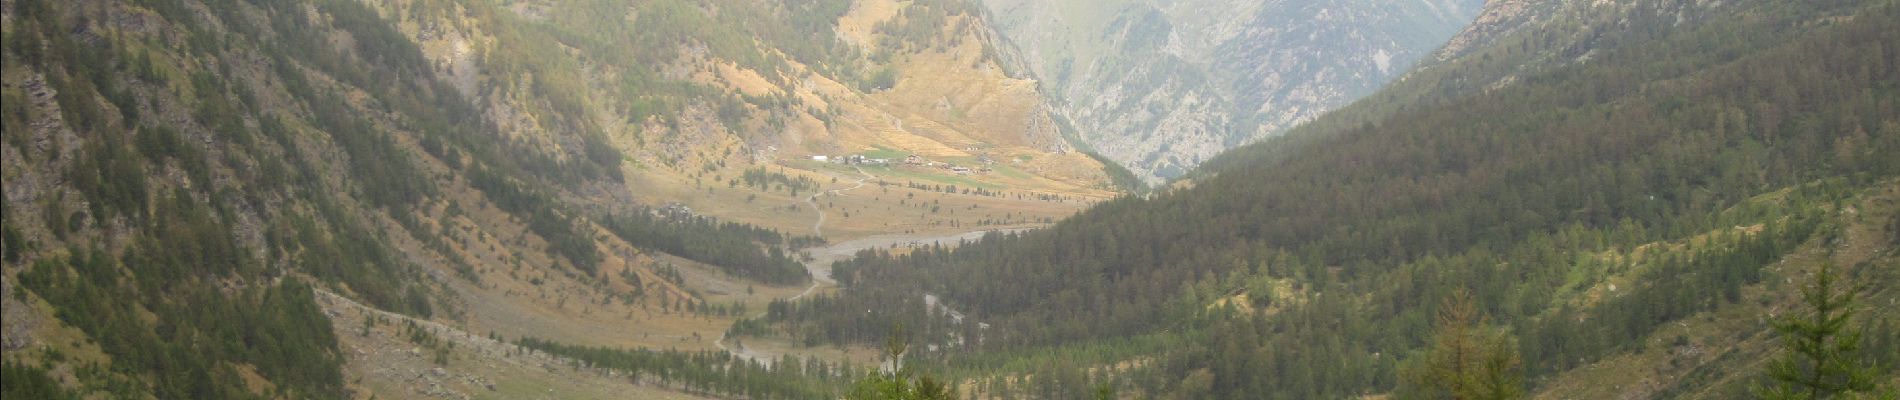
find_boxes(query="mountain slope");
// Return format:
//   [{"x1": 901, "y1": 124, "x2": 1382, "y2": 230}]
[
  {"x1": 0, "y1": 0, "x2": 1109, "y2": 398},
  {"x1": 765, "y1": 0, "x2": 1900, "y2": 398},
  {"x1": 982, "y1": 0, "x2": 1482, "y2": 180}
]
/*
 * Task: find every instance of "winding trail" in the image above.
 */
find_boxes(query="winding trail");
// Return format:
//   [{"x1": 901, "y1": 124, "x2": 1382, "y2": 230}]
[
  {"x1": 714, "y1": 167, "x2": 1035, "y2": 364},
  {"x1": 713, "y1": 228, "x2": 1032, "y2": 364},
  {"x1": 804, "y1": 167, "x2": 877, "y2": 238},
  {"x1": 716, "y1": 166, "x2": 868, "y2": 362}
]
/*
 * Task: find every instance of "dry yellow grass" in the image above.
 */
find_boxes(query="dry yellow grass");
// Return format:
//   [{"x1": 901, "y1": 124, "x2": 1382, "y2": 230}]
[
  {"x1": 360, "y1": 143, "x2": 814, "y2": 355},
  {"x1": 845, "y1": 113, "x2": 973, "y2": 158},
  {"x1": 714, "y1": 61, "x2": 783, "y2": 97},
  {"x1": 837, "y1": 0, "x2": 903, "y2": 46},
  {"x1": 323, "y1": 291, "x2": 714, "y2": 400},
  {"x1": 351, "y1": 0, "x2": 1117, "y2": 373},
  {"x1": 625, "y1": 155, "x2": 1107, "y2": 239}
]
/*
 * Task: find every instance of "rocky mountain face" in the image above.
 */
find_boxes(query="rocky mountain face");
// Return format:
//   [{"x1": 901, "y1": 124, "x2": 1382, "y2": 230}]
[
  {"x1": 982, "y1": 0, "x2": 1482, "y2": 181},
  {"x1": 348, "y1": 0, "x2": 1109, "y2": 193}
]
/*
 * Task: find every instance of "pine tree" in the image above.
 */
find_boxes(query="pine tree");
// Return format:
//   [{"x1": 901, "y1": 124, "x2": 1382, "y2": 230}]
[
  {"x1": 1093, "y1": 382, "x2": 1117, "y2": 400},
  {"x1": 884, "y1": 323, "x2": 909, "y2": 374},
  {"x1": 846, "y1": 324, "x2": 956, "y2": 400},
  {"x1": 1399, "y1": 289, "x2": 1524, "y2": 400},
  {"x1": 1759, "y1": 262, "x2": 1882, "y2": 400}
]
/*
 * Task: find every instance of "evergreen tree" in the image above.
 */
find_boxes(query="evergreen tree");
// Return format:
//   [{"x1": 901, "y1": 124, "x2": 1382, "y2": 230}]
[
  {"x1": 844, "y1": 372, "x2": 956, "y2": 400},
  {"x1": 846, "y1": 324, "x2": 955, "y2": 400},
  {"x1": 1399, "y1": 289, "x2": 1523, "y2": 400},
  {"x1": 0, "y1": 361, "x2": 78, "y2": 400},
  {"x1": 1759, "y1": 262, "x2": 1882, "y2": 400}
]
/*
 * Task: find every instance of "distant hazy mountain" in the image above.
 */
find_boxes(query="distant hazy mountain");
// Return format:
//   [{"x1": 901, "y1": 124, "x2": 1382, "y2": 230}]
[{"x1": 982, "y1": 0, "x2": 1482, "y2": 181}]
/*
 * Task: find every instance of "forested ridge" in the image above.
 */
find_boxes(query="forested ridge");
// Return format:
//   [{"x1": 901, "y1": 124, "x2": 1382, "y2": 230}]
[
  {"x1": 767, "y1": 0, "x2": 1900, "y2": 398},
  {"x1": 0, "y1": 0, "x2": 867, "y2": 396},
  {"x1": 0, "y1": 0, "x2": 1044, "y2": 395},
  {"x1": 4, "y1": 0, "x2": 1899, "y2": 397},
  {"x1": 604, "y1": 208, "x2": 816, "y2": 285},
  {"x1": 516, "y1": 336, "x2": 855, "y2": 399}
]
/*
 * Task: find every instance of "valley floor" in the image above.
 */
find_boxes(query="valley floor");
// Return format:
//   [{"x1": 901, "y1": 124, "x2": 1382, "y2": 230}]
[
  {"x1": 343, "y1": 157, "x2": 1087, "y2": 397},
  {"x1": 716, "y1": 226, "x2": 1042, "y2": 366},
  {"x1": 320, "y1": 290, "x2": 716, "y2": 400}
]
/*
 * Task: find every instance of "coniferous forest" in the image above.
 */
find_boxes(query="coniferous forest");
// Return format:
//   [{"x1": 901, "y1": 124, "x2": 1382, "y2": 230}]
[
  {"x1": 4, "y1": 0, "x2": 1900, "y2": 398},
  {"x1": 766, "y1": 1, "x2": 1900, "y2": 398}
]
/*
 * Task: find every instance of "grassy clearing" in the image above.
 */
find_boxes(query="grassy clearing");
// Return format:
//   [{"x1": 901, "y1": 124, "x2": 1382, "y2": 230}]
[
  {"x1": 859, "y1": 145, "x2": 910, "y2": 160},
  {"x1": 871, "y1": 165, "x2": 1003, "y2": 190},
  {"x1": 324, "y1": 290, "x2": 714, "y2": 400},
  {"x1": 1530, "y1": 180, "x2": 1900, "y2": 399}
]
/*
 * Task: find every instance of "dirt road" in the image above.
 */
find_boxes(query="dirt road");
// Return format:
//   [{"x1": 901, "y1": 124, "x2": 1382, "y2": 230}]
[{"x1": 715, "y1": 214, "x2": 1039, "y2": 364}]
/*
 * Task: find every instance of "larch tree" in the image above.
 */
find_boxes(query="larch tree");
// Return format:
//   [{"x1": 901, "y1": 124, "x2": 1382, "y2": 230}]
[
  {"x1": 1399, "y1": 289, "x2": 1524, "y2": 400},
  {"x1": 846, "y1": 323, "x2": 957, "y2": 400},
  {"x1": 1758, "y1": 262, "x2": 1884, "y2": 400}
]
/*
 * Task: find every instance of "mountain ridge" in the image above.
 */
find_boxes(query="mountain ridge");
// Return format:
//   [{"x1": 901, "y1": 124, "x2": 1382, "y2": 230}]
[
  {"x1": 983, "y1": 0, "x2": 1483, "y2": 181},
  {"x1": 0, "y1": 0, "x2": 1115, "y2": 397},
  {"x1": 4, "y1": 0, "x2": 1896, "y2": 398},
  {"x1": 759, "y1": 0, "x2": 1900, "y2": 398}
]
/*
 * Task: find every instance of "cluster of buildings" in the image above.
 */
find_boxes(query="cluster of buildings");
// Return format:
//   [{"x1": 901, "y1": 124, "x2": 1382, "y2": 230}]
[
  {"x1": 808, "y1": 153, "x2": 994, "y2": 175},
  {"x1": 809, "y1": 154, "x2": 892, "y2": 165}
]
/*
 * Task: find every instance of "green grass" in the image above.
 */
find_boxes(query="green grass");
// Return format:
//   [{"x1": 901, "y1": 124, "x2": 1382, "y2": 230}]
[
  {"x1": 785, "y1": 159, "x2": 861, "y2": 175},
  {"x1": 988, "y1": 164, "x2": 1033, "y2": 180},
  {"x1": 858, "y1": 145, "x2": 909, "y2": 160},
  {"x1": 784, "y1": 159, "x2": 1002, "y2": 191},
  {"x1": 864, "y1": 165, "x2": 1002, "y2": 190}
]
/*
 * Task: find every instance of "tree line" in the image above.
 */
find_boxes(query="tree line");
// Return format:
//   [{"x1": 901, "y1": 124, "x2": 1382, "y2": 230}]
[{"x1": 766, "y1": 1, "x2": 1900, "y2": 397}]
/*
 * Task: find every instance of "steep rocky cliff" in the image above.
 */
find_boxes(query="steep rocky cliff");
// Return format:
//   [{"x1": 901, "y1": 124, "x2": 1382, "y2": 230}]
[{"x1": 983, "y1": 0, "x2": 1482, "y2": 180}]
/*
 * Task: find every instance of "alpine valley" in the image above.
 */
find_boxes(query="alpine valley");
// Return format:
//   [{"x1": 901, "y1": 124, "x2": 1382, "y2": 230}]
[{"x1": 2, "y1": 0, "x2": 1897, "y2": 399}]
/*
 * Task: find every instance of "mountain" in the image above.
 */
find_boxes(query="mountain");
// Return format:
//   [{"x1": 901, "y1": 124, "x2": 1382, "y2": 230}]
[
  {"x1": 0, "y1": 0, "x2": 1117, "y2": 397},
  {"x1": 6, "y1": 0, "x2": 1898, "y2": 397},
  {"x1": 762, "y1": 0, "x2": 1900, "y2": 397},
  {"x1": 981, "y1": 0, "x2": 1483, "y2": 180}
]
